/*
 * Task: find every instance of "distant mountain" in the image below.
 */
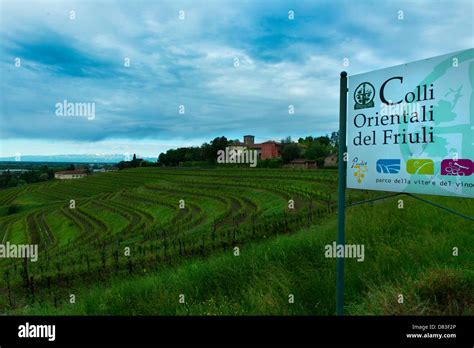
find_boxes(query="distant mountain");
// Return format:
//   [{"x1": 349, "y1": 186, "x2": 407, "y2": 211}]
[{"x1": 0, "y1": 154, "x2": 157, "y2": 163}]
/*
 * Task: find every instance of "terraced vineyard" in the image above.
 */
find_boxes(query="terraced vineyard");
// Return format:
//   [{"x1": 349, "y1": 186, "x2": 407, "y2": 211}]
[
  {"x1": 0, "y1": 167, "x2": 348, "y2": 311},
  {"x1": 1, "y1": 167, "x2": 472, "y2": 315}
]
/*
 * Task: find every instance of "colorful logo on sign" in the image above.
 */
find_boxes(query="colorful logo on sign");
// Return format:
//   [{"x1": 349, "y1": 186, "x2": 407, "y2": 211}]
[
  {"x1": 376, "y1": 159, "x2": 401, "y2": 173},
  {"x1": 441, "y1": 159, "x2": 473, "y2": 176},
  {"x1": 406, "y1": 159, "x2": 434, "y2": 175},
  {"x1": 354, "y1": 82, "x2": 375, "y2": 110},
  {"x1": 351, "y1": 157, "x2": 368, "y2": 183}
]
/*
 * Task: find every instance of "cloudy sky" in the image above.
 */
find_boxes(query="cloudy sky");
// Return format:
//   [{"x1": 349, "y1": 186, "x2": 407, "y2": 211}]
[{"x1": 0, "y1": 0, "x2": 472, "y2": 158}]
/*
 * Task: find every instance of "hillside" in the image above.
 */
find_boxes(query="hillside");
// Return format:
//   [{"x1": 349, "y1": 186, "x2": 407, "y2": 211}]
[{"x1": 0, "y1": 168, "x2": 472, "y2": 315}]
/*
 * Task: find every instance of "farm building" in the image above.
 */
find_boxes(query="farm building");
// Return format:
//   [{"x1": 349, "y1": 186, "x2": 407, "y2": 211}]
[
  {"x1": 92, "y1": 168, "x2": 106, "y2": 173},
  {"x1": 92, "y1": 166, "x2": 118, "y2": 173},
  {"x1": 324, "y1": 153, "x2": 338, "y2": 167},
  {"x1": 289, "y1": 159, "x2": 317, "y2": 169},
  {"x1": 228, "y1": 135, "x2": 282, "y2": 160},
  {"x1": 54, "y1": 170, "x2": 87, "y2": 180}
]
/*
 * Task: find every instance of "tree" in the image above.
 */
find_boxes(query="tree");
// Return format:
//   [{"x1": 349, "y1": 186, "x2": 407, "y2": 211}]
[
  {"x1": 155, "y1": 132, "x2": 340, "y2": 167},
  {"x1": 39, "y1": 173, "x2": 49, "y2": 181},
  {"x1": 305, "y1": 143, "x2": 329, "y2": 160},
  {"x1": 205, "y1": 136, "x2": 228, "y2": 163},
  {"x1": 314, "y1": 135, "x2": 330, "y2": 146},
  {"x1": 298, "y1": 136, "x2": 314, "y2": 145},
  {"x1": 158, "y1": 153, "x2": 167, "y2": 165},
  {"x1": 330, "y1": 131, "x2": 339, "y2": 148},
  {"x1": 16, "y1": 179, "x2": 27, "y2": 187},
  {"x1": 281, "y1": 143, "x2": 301, "y2": 163}
]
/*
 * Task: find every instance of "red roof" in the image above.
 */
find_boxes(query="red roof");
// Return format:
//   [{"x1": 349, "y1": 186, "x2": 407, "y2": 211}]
[
  {"x1": 260, "y1": 140, "x2": 281, "y2": 145},
  {"x1": 229, "y1": 138, "x2": 282, "y2": 147}
]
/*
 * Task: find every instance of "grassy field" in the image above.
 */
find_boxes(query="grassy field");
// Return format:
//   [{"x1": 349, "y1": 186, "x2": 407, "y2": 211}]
[{"x1": 0, "y1": 167, "x2": 472, "y2": 315}]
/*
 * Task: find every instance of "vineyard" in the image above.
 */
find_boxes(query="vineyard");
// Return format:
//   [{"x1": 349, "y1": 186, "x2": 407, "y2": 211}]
[
  {"x1": 0, "y1": 168, "x2": 338, "y2": 310},
  {"x1": 0, "y1": 167, "x2": 472, "y2": 315}
]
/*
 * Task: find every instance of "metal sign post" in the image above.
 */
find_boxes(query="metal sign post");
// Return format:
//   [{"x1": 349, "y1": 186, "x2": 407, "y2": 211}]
[{"x1": 336, "y1": 71, "x2": 348, "y2": 316}]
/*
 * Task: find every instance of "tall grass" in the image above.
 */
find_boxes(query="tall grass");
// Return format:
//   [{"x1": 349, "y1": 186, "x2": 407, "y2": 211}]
[{"x1": 13, "y1": 194, "x2": 473, "y2": 315}]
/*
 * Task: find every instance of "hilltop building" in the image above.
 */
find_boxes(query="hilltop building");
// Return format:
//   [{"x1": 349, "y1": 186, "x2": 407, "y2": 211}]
[
  {"x1": 54, "y1": 170, "x2": 87, "y2": 180},
  {"x1": 228, "y1": 135, "x2": 282, "y2": 160},
  {"x1": 91, "y1": 165, "x2": 119, "y2": 173}
]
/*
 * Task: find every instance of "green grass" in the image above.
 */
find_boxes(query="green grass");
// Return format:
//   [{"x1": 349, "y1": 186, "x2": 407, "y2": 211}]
[
  {"x1": 45, "y1": 210, "x2": 82, "y2": 246},
  {"x1": 84, "y1": 202, "x2": 130, "y2": 234},
  {"x1": 11, "y1": 193, "x2": 473, "y2": 315},
  {"x1": 8, "y1": 218, "x2": 28, "y2": 244}
]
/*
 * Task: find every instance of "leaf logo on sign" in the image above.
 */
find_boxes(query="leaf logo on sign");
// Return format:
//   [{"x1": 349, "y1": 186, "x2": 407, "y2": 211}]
[{"x1": 406, "y1": 159, "x2": 434, "y2": 175}]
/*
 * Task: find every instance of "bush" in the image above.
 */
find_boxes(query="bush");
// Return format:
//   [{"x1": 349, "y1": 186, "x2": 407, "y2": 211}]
[
  {"x1": 257, "y1": 158, "x2": 283, "y2": 168},
  {"x1": 7, "y1": 204, "x2": 20, "y2": 215},
  {"x1": 315, "y1": 157, "x2": 325, "y2": 168},
  {"x1": 179, "y1": 161, "x2": 213, "y2": 168},
  {"x1": 281, "y1": 143, "x2": 301, "y2": 163}
]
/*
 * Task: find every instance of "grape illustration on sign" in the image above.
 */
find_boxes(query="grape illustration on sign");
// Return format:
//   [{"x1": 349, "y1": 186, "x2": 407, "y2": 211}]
[{"x1": 346, "y1": 49, "x2": 474, "y2": 198}]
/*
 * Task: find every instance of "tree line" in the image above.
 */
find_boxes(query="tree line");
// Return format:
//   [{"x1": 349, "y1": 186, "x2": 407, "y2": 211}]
[
  {"x1": 0, "y1": 166, "x2": 55, "y2": 189},
  {"x1": 157, "y1": 132, "x2": 339, "y2": 167}
]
